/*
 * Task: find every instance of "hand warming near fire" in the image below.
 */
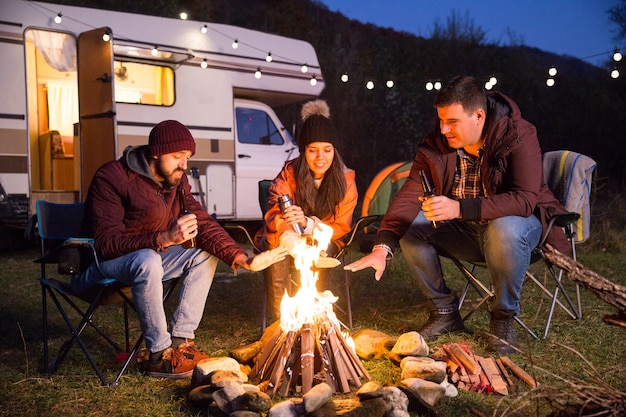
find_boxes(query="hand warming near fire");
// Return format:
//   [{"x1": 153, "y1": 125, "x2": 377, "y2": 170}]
[{"x1": 253, "y1": 99, "x2": 358, "y2": 320}]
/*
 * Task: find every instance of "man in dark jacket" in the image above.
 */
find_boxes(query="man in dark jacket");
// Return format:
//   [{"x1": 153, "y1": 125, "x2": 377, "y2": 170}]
[
  {"x1": 345, "y1": 76, "x2": 569, "y2": 354},
  {"x1": 72, "y1": 120, "x2": 286, "y2": 378}
]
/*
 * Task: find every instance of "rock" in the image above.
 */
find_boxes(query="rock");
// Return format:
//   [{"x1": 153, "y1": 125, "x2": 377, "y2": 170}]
[
  {"x1": 440, "y1": 379, "x2": 458, "y2": 398},
  {"x1": 391, "y1": 332, "x2": 429, "y2": 357},
  {"x1": 268, "y1": 399, "x2": 299, "y2": 417},
  {"x1": 356, "y1": 380, "x2": 385, "y2": 400},
  {"x1": 191, "y1": 356, "x2": 248, "y2": 388},
  {"x1": 303, "y1": 383, "x2": 333, "y2": 413},
  {"x1": 209, "y1": 369, "x2": 244, "y2": 387},
  {"x1": 231, "y1": 411, "x2": 262, "y2": 417},
  {"x1": 334, "y1": 397, "x2": 387, "y2": 417},
  {"x1": 212, "y1": 380, "x2": 246, "y2": 413},
  {"x1": 398, "y1": 378, "x2": 446, "y2": 408},
  {"x1": 382, "y1": 386, "x2": 409, "y2": 416},
  {"x1": 308, "y1": 399, "x2": 337, "y2": 417},
  {"x1": 240, "y1": 390, "x2": 272, "y2": 413},
  {"x1": 241, "y1": 383, "x2": 261, "y2": 392},
  {"x1": 399, "y1": 358, "x2": 447, "y2": 383},
  {"x1": 230, "y1": 341, "x2": 264, "y2": 364},
  {"x1": 351, "y1": 329, "x2": 398, "y2": 361},
  {"x1": 187, "y1": 385, "x2": 214, "y2": 408}
]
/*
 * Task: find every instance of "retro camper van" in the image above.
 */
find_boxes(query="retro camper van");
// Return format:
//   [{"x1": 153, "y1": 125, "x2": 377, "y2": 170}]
[{"x1": 0, "y1": 0, "x2": 324, "y2": 229}]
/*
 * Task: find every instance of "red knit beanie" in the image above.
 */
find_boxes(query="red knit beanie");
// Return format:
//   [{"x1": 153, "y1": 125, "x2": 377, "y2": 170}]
[{"x1": 147, "y1": 120, "x2": 196, "y2": 157}]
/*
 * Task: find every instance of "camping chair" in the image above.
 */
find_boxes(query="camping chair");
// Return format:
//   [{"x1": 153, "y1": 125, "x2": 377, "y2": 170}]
[
  {"x1": 454, "y1": 150, "x2": 596, "y2": 340},
  {"x1": 36, "y1": 200, "x2": 181, "y2": 386},
  {"x1": 225, "y1": 180, "x2": 379, "y2": 330}
]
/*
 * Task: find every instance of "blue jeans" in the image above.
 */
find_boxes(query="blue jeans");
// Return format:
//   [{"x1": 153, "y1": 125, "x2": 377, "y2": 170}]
[
  {"x1": 73, "y1": 245, "x2": 217, "y2": 353},
  {"x1": 399, "y1": 212, "x2": 542, "y2": 315}
]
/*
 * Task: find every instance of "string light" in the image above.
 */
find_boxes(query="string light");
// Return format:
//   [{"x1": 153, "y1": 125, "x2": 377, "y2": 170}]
[
  {"x1": 200, "y1": 24, "x2": 207, "y2": 34},
  {"x1": 386, "y1": 80, "x2": 394, "y2": 88},
  {"x1": 613, "y1": 49, "x2": 623, "y2": 62},
  {"x1": 232, "y1": 39, "x2": 238, "y2": 49},
  {"x1": 179, "y1": 12, "x2": 188, "y2": 20},
  {"x1": 366, "y1": 80, "x2": 374, "y2": 90},
  {"x1": 340, "y1": 73, "x2": 349, "y2": 83},
  {"x1": 265, "y1": 52, "x2": 272, "y2": 63},
  {"x1": 201, "y1": 59, "x2": 208, "y2": 69},
  {"x1": 151, "y1": 46, "x2": 158, "y2": 56},
  {"x1": 102, "y1": 31, "x2": 111, "y2": 42},
  {"x1": 546, "y1": 78, "x2": 556, "y2": 87},
  {"x1": 54, "y1": 12, "x2": 62, "y2": 24},
  {"x1": 301, "y1": 64, "x2": 308, "y2": 73},
  {"x1": 611, "y1": 68, "x2": 620, "y2": 79},
  {"x1": 310, "y1": 75, "x2": 317, "y2": 86},
  {"x1": 548, "y1": 67, "x2": 558, "y2": 77},
  {"x1": 254, "y1": 67, "x2": 262, "y2": 79}
]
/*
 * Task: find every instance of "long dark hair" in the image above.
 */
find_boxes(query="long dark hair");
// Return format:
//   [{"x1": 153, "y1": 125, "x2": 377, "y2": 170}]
[{"x1": 292, "y1": 149, "x2": 347, "y2": 220}]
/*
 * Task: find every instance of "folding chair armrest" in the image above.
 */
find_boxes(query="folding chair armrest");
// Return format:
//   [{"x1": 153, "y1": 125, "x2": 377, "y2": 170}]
[
  {"x1": 335, "y1": 215, "x2": 381, "y2": 259},
  {"x1": 538, "y1": 211, "x2": 580, "y2": 247}
]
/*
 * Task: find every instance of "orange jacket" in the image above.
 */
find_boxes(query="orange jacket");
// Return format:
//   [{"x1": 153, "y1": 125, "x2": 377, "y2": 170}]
[{"x1": 256, "y1": 160, "x2": 358, "y2": 251}]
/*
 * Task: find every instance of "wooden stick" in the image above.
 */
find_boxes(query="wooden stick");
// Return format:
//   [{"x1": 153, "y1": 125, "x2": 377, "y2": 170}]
[
  {"x1": 448, "y1": 343, "x2": 480, "y2": 375},
  {"x1": 476, "y1": 356, "x2": 508, "y2": 396},
  {"x1": 500, "y1": 356, "x2": 538, "y2": 388},
  {"x1": 496, "y1": 358, "x2": 515, "y2": 390},
  {"x1": 267, "y1": 331, "x2": 297, "y2": 396},
  {"x1": 325, "y1": 323, "x2": 351, "y2": 393},
  {"x1": 300, "y1": 324, "x2": 314, "y2": 394}
]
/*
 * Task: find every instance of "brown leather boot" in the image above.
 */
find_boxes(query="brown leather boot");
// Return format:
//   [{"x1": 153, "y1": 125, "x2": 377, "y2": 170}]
[
  {"x1": 263, "y1": 257, "x2": 293, "y2": 320},
  {"x1": 486, "y1": 309, "x2": 518, "y2": 355}
]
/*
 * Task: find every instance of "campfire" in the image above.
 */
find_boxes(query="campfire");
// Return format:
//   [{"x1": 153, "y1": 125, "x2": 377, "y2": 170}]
[{"x1": 249, "y1": 223, "x2": 370, "y2": 396}]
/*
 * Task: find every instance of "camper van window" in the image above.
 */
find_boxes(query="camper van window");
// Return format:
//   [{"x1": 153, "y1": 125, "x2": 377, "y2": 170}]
[
  {"x1": 236, "y1": 108, "x2": 284, "y2": 146},
  {"x1": 114, "y1": 61, "x2": 174, "y2": 106}
]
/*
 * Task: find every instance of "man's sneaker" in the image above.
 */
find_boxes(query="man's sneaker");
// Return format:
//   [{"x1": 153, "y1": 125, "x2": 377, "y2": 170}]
[
  {"x1": 418, "y1": 308, "x2": 466, "y2": 341},
  {"x1": 147, "y1": 347, "x2": 197, "y2": 379},
  {"x1": 177, "y1": 339, "x2": 210, "y2": 363},
  {"x1": 485, "y1": 309, "x2": 518, "y2": 355}
]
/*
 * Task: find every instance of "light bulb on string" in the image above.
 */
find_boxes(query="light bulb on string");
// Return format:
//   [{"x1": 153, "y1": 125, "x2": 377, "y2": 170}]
[
  {"x1": 201, "y1": 59, "x2": 208, "y2": 69},
  {"x1": 201, "y1": 25, "x2": 207, "y2": 34},
  {"x1": 266, "y1": 52, "x2": 272, "y2": 63},
  {"x1": 386, "y1": 80, "x2": 394, "y2": 88},
  {"x1": 102, "y1": 31, "x2": 111, "y2": 42},
  {"x1": 546, "y1": 78, "x2": 556, "y2": 87},
  {"x1": 548, "y1": 66, "x2": 558, "y2": 77},
  {"x1": 613, "y1": 49, "x2": 623, "y2": 62},
  {"x1": 232, "y1": 39, "x2": 238, "y2": 49},
  {"x1": 434, "y1": 81, "x2": 442, "y2": 90},
  {"x1": 301, "y1": 64, "x2": 308, "y2": 73},
  {"x1": 179, "y1": 12, "x2": 188, "y2": 20},
  {"x1": 426, "y1": 82, "x2": 434, "y2": 91},
  {"x1": 485, "y1": 81, "x2": 494, "y2": 90},
  {"x1": 489, "y1": 76, "x2": 497, "y2": 85},
  {"x1": 310, "y1": 75, "x2": 317, "y2": 86},
  {"x1": 340, "y1": 73, "x2": 349, "y2": 83},
  {"x1": 366, "y1": 80, "x2": 374, "y2": 90},
  {"x1": 151, "y1": 46, "x2": 158, "y2": 57},
  {"x1": 54, "y1": 13, "x2": 62, "y2": 24},
  {"x1": 611, "y1": 68, "x2": 620, "y2": 79},
  {"x1": 255, "y1": 67, "x2": 262, "y2": 79}
]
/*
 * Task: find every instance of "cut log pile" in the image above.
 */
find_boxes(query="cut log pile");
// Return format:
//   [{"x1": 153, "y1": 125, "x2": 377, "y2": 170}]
[{"x1": 434, "y1": 342, "x2": 538, "y2": 395}]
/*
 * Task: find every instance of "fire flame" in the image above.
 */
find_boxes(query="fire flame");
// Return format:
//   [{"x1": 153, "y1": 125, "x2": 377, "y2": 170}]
[{"x1": 279, "y1": 221, "x2": 340, "y2": 332}]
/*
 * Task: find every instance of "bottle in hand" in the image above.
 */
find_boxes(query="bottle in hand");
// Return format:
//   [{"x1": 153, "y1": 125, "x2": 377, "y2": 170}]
[
  {"x1": 178, "y1": 187, "x2": 196, "y2": 248},
  {"x1": 419, "y1": 170, "x2": 440, "y2": 229},
  {"x1": 278, "y1": 194, "x2": 304, "y2": 235}
]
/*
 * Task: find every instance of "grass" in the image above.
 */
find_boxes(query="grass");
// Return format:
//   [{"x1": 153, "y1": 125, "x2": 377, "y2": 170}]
[{"x1": 1, "y1": 194, "x2": 625, "y2": 416}]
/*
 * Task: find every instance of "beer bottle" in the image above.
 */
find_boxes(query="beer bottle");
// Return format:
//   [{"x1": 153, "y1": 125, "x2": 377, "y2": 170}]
[
  {"x1": 178, "y1": 187, "x2": 196, "y2": 248},
  {"x1": 419, "y1": 170, "x2": 440, "y2": 229}
]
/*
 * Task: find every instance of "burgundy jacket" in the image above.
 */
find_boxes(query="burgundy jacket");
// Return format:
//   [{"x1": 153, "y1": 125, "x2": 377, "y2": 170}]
[
  {"x1": 376, "y1": 92, "x2": 570, "y2": 254},
  {"x1": 82, "y1": 145, "x2": 247, "y2": 266}
]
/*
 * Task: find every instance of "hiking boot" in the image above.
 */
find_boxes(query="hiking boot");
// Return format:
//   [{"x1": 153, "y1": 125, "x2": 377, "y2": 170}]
[
  {"x1": 485, "y1": 309, "x2": 518, "y2": 355},
  {"x1": 418, "y1": 308, "x2": 466, "y2": 341}
]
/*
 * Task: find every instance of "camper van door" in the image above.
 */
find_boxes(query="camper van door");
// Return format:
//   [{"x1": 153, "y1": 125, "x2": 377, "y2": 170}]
[{"x1": 233, "y1": 99, "x2": 298, "y2": 220}]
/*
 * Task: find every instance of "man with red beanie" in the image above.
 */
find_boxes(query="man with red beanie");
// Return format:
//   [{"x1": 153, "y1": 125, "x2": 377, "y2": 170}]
[{"x1": 72, "y1": 120, "x2": 286, "y2": 379}]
